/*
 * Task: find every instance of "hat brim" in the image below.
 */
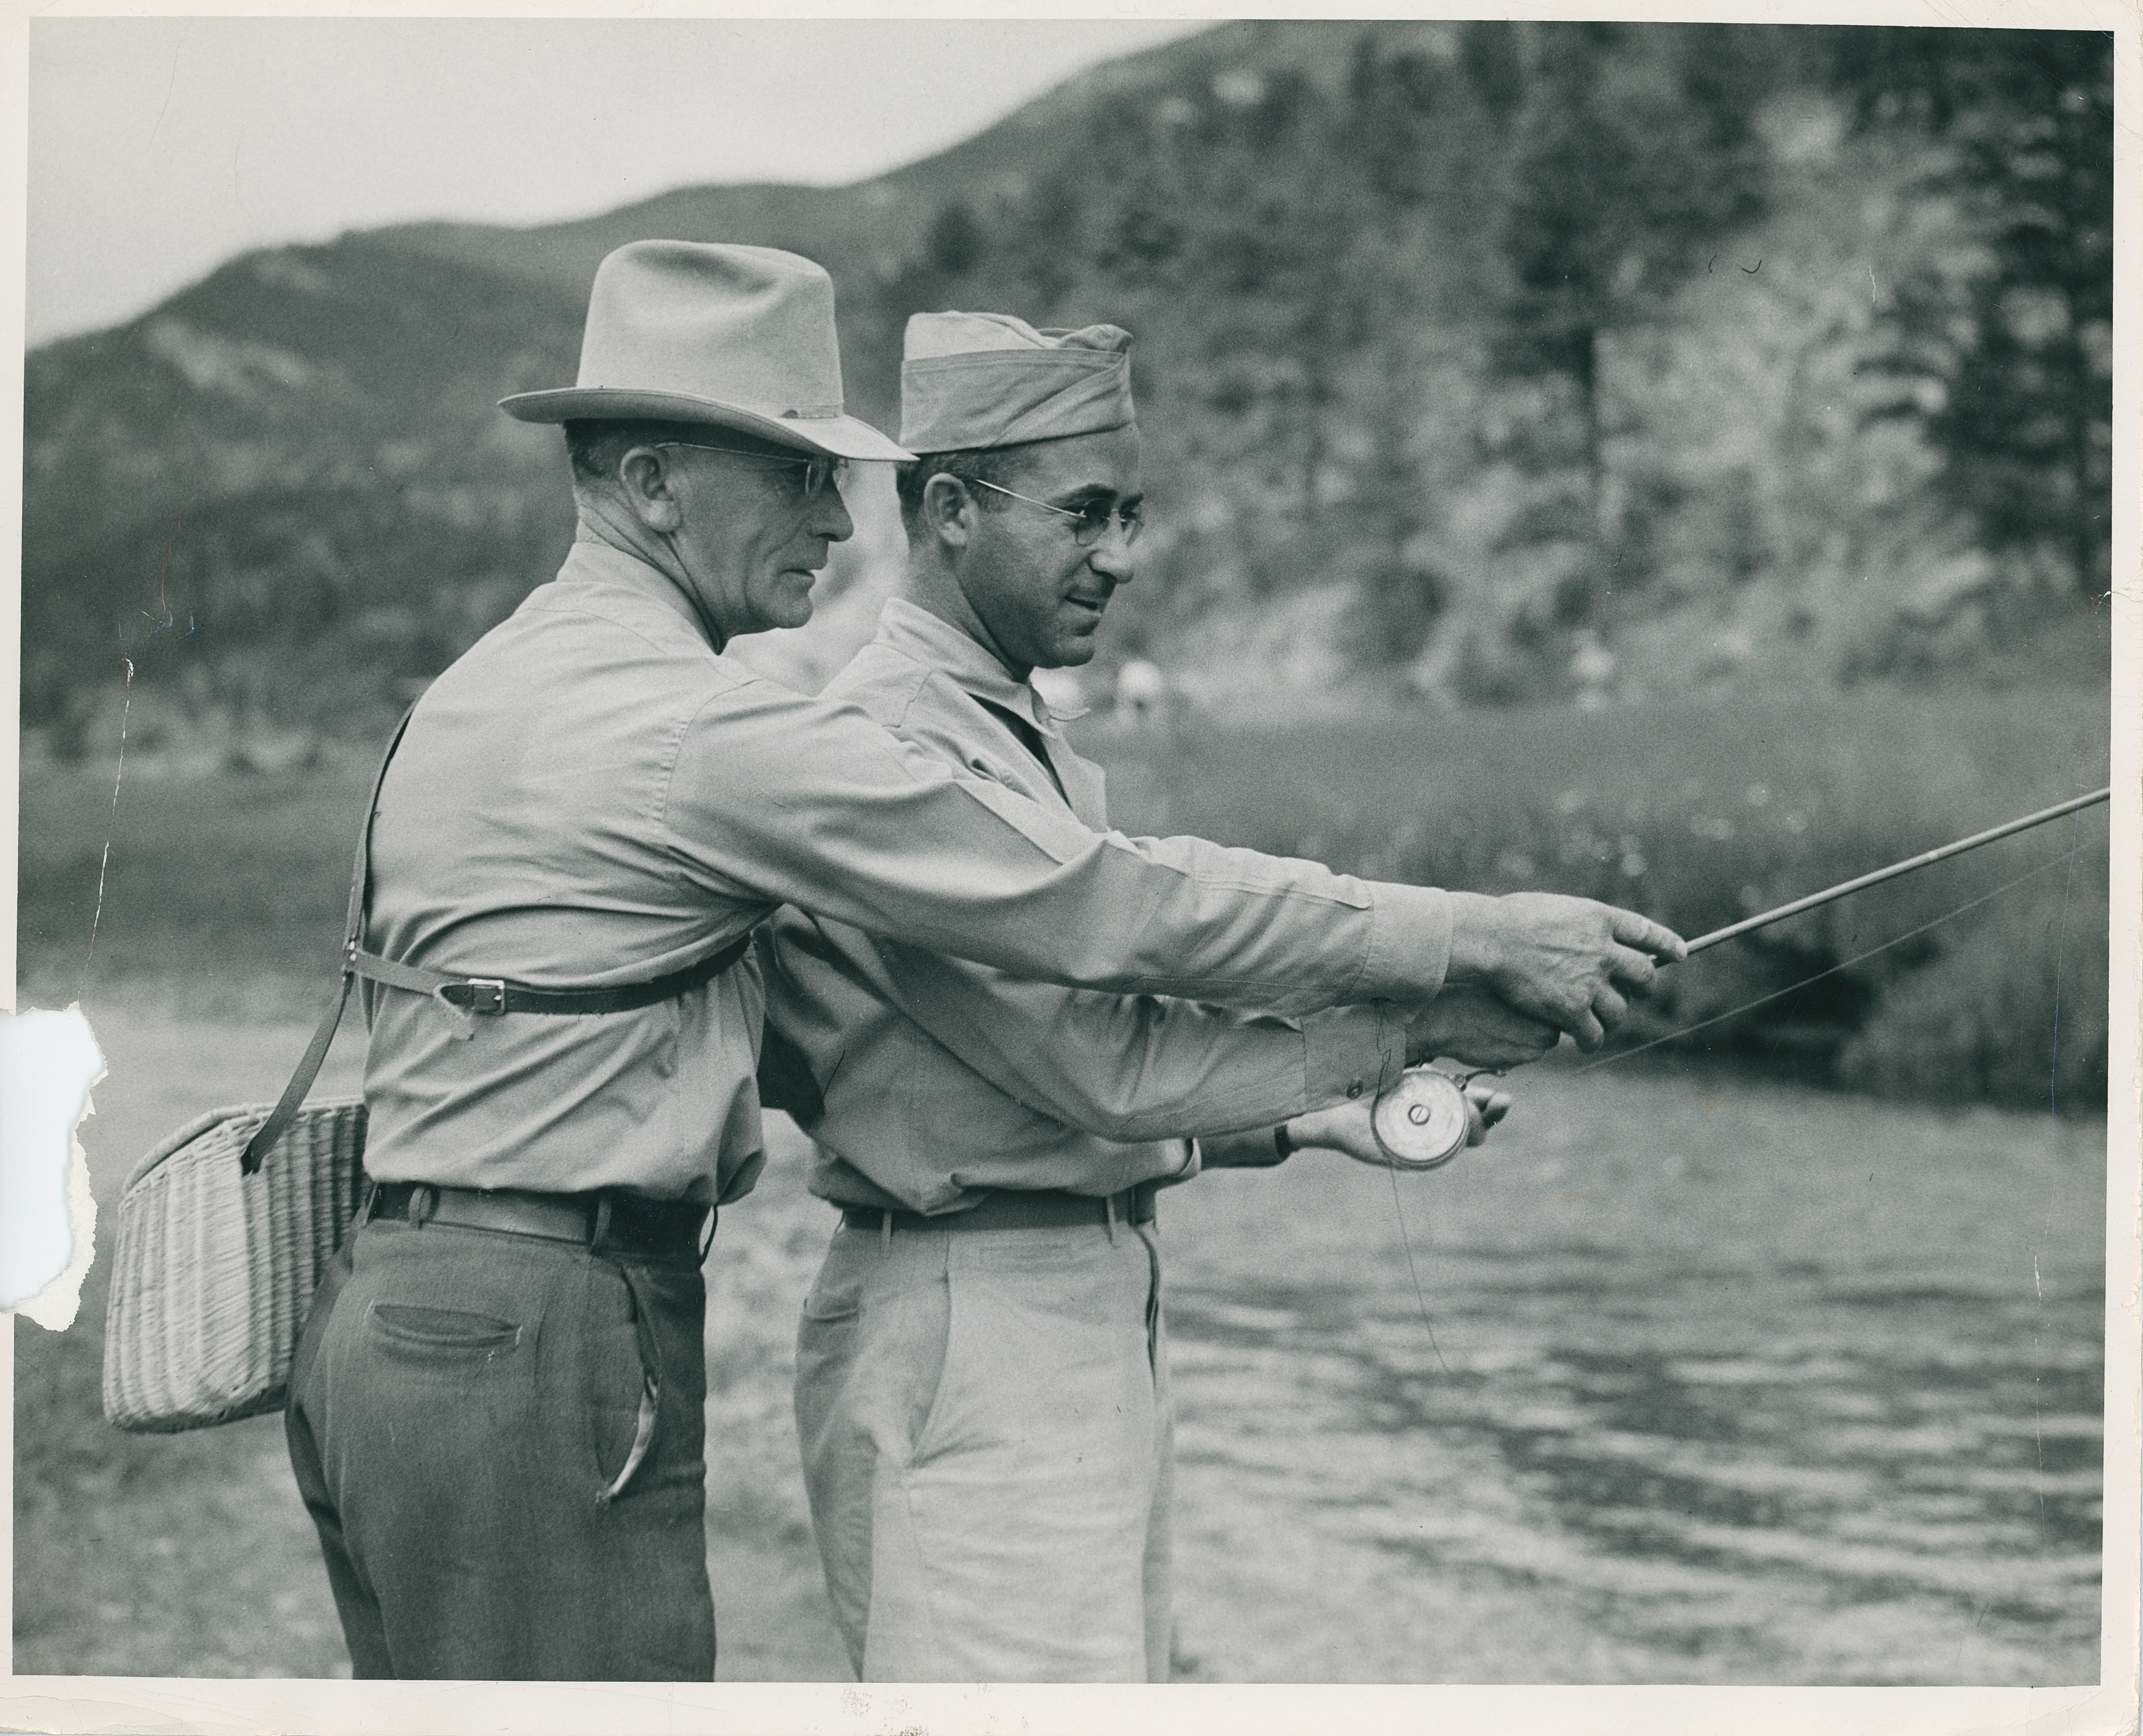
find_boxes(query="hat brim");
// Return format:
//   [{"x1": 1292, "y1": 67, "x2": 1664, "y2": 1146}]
[{"x1": 497, "y1": 388, "x2": 912, "y2": 462}]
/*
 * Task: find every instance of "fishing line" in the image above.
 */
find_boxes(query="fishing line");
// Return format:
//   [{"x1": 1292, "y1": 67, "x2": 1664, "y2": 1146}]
[
  {"x1": 1575, "y1": 847, "x2": 2088, "y2": 1077},
  {"x1": 1387, "y1": 1157, "x2": 1452, "y2": 1376},
  {"x1": 83, "y1": 657, "x2": 136, "y2": 995},
  {"x1": 2032, "y1": 810, "x2": 2085, "y2": 1547},
  {"x1": 2048, "y1": 806, "x2": 2082, "y2": 1143}
]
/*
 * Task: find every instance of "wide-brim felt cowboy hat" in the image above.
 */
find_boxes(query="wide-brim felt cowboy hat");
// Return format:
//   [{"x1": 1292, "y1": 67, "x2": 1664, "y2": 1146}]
[{"x1": 499, "y1": 239, "x2": 911, "y2": 463}]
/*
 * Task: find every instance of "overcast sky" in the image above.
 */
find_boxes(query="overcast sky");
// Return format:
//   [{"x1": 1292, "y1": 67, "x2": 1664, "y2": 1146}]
[{"x1": 25, "y1": 17, "x2": 1209, "y2": 346}]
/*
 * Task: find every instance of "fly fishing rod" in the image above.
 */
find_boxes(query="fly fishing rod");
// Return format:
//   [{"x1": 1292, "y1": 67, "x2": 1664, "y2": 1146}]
[
  {"x1": 1367, "y1": 785, "x2": 2111, "y2": 1170},
  {"x1": 1682, "y1": 786, "x2": 2109, "y2": 955}
]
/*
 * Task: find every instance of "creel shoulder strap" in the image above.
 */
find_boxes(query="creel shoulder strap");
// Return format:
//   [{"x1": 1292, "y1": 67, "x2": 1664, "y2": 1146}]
[
  {"x1": 239, "y1": 707, "x2": 414, "y2": 1174},
  {"x1": 237, "y1": 708, "x2": 759, "y2": 1174}
]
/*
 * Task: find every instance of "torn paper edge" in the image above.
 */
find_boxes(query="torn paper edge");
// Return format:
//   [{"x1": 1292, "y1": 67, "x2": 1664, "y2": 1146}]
[{"x1": 0, "y1": 1006, "x2": 105, "y2": 1330}]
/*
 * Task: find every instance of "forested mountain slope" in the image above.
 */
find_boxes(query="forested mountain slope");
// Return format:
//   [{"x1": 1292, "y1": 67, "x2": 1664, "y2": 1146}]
[{"x1": 22, "y1": 21, "x2": 2111, "y2": 746}]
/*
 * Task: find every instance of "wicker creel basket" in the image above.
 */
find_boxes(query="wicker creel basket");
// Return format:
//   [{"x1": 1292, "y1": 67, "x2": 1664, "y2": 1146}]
[{"x1": 102, "y1": 1098, "x2": 368, "y2": 1433}]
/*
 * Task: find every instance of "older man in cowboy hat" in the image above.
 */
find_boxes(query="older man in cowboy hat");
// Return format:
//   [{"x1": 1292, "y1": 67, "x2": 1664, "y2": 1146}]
[
  {"x1": 282, "y1": 241, "x2": 1679, "y2": 1683},
  {"x1": 757, "y1": 312, "x2": 1672, "y2": 1682}
]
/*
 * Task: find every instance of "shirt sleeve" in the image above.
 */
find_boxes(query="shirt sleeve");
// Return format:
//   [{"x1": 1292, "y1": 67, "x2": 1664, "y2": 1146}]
[
  {"x1": 836, "y1": 934, "x2": 1410, "y2": 1142},
  {"x1": 663, "y1": 672, "x2": 1454, "y2": 1018}
]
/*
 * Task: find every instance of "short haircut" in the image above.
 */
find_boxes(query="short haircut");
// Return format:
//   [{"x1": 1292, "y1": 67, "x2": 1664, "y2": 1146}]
[
  {"x1": 895, "y1": 444, "x2": 1040, "y2": 537},
  {"x1": 562, "y1": 419, "x2": 808, "y2": 488}
]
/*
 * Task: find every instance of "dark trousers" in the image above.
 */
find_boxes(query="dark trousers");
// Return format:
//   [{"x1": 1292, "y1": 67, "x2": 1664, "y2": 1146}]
[{"x1": 285, "y1": 1214, "x2": 715, "y2": 1680}]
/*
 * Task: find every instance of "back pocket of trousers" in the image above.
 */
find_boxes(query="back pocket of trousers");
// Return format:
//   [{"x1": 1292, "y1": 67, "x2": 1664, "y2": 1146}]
[{"x1": 367, "y1": 1302, "x2": 522, "y2": 1356}]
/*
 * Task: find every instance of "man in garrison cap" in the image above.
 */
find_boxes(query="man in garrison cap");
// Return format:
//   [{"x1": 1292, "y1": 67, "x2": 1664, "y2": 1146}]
[
  {"x1": 757, "y1": 313, "x2": 1678, "y2": 1681},
  {"x1": 280, "y1": 248, "x2": 1680, "y2": 1682}
]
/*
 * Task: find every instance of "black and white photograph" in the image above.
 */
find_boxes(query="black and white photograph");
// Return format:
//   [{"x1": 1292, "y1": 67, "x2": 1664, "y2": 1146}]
[{"x1": 4, "y1": 5, "x2": 2135, "y2": 1730}]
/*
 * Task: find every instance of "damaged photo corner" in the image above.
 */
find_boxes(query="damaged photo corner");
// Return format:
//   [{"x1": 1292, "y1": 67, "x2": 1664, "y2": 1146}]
[{"x1": 1, "y1": 1, "x2": 2138, "y2": 1733}]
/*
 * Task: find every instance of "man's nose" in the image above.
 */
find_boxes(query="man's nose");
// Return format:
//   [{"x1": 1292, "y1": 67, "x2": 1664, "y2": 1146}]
[
  {"x1": 1087, "y1": 534, "x2": 1135, "y2": 586},
  {"x1": 813, "y1": 481, "x2": 855, "y2": 544}
]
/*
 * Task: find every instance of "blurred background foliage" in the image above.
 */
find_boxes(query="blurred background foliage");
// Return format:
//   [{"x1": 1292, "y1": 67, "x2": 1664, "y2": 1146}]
[{"x1": 17, "y1": 20, "x2": 2114, "y2": 1108}]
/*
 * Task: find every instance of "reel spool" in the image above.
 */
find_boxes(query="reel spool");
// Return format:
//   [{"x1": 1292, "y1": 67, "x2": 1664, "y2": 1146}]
[{"x1": 1368, "y1": 1065, "x2": 1477, "y2": 1171}]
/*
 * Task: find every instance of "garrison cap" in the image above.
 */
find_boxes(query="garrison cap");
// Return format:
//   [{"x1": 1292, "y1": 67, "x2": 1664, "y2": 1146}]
[{"x1": 899, "y1": 311, "x2": 1136, "y2": 452}]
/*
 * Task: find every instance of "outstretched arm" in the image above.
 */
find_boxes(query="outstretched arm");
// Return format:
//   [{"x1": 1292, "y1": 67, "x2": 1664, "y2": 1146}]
[
  {"x1": 674, "y1": 674, "x2": 1683, "y2": 1037},
  {"x1": 671, "y1": 677, "x2": 1456, "y2": 1019},
  {"x1": 763, "y1": 914, "x2": 1558, "y2": 1147}
]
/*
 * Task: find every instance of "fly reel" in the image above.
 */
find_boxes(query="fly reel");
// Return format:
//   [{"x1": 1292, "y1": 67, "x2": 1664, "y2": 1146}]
[{"x1": 1367, "y1": 1065, "x2": 1479, "y2": 1171}]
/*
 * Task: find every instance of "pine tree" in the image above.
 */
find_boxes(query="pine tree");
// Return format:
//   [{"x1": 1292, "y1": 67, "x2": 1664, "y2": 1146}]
[
  {"x1": 1847, "y1": 30, "x2": 2113, "y2": 597},
  {"x1": 1934, "y1": 35, "x2": 2111, "y2": 594},
  {"x1": 1492, "y1": 23, "x2": 1771, "y2": 624}
]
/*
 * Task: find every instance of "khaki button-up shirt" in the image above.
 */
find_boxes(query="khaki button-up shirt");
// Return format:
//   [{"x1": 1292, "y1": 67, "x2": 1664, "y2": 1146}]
[
  {"x1": 359, "y1": 543, "x2": 1451, "y2": 1205},
  {"x1": 761, "y1": 599, "x2": 1415, "y2": 1215}
]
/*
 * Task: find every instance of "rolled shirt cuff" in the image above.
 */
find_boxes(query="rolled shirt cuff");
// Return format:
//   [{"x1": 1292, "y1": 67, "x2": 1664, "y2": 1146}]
[{"x1": 1351, "y1": 883, "x2": 1454, "y2": 1008}]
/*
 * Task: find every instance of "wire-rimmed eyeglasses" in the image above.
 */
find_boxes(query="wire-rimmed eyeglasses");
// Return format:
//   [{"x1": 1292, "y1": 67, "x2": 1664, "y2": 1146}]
[
  {"x1": 966, "y1": 477, "x2": 1144, "y2": 547},
  {"x1": 653, "y1": 442, "x2": 848, "y2": 500}
]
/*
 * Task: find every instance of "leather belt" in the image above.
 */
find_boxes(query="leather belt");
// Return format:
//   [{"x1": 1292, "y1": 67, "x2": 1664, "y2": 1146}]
[
  {"x1": 365, "y1": 1180, "x2": 713, "y2": 1266},
  {"x1": 842, "y1": 1184, "x2": 1157, "y2": 1237}
]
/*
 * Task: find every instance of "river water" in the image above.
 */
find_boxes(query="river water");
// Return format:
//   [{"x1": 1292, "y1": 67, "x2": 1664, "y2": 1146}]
[
  {"x1": 1158, "y1": 1061, "x2": 2105, "y2": 1684},
  {"x1": 19, "y1": 1009, "x2": 2106, "y2": 1683}
]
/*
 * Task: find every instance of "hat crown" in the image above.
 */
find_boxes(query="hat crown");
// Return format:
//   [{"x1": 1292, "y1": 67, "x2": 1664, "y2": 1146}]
[
  {"x1": 577, "y1": 241, "x2": 844, "y2": 419},
  {"x1": 495, "y1": 241, "x2": 910, "y2": 461}
]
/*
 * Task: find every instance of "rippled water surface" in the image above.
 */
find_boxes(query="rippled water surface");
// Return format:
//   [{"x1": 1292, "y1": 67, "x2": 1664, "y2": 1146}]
[{"x1": 1159, "y1": 1064, "x2": 2104, "y2": 1684}]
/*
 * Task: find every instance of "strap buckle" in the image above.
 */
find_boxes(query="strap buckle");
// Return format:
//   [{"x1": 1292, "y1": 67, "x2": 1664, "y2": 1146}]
[
  {"x1": 434, "y1": 976, "x2": 506, "y2": 1038},
  {"x1": 438, "y1": 978, "x2": 508, "y2": 1016}
]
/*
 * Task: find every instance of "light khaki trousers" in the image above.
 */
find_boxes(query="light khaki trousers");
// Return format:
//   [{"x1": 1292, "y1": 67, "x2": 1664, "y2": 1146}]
[{"x1": 793, "y1": 1212, "x2": 1172, "y2": 1682}]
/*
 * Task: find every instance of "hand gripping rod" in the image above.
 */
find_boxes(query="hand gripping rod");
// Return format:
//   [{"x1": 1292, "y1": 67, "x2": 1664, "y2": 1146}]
[{"x1": 1681, "y1": 787, "x2": 2110, "y2": 956}]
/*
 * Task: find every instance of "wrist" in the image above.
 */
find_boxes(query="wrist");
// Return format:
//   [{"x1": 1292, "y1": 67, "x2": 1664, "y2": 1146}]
[
  {"x1": 1197, "y1": 1128, "x2": 1292, "y2": 1169},
  {"x1": 1443, "y1": 891, "x2": 1502, "y2": 982}
]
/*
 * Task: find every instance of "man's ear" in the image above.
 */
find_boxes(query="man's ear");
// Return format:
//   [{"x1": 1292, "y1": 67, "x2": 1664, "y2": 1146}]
[
  {"x1": 921, "y1": 473, "x2": 976, "y2": 550},
  {"x1": 617, "y1": 446, "x2": 685, "y2": 533}
]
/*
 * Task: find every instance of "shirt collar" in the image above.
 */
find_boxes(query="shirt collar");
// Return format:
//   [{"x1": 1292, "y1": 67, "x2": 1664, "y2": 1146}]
[
  {"x1": 552, "y1": 538, "x2": 718, "y2": 651},
  {"x1": 874, "y1": 595, "x2": 1064, "y2": 735}
]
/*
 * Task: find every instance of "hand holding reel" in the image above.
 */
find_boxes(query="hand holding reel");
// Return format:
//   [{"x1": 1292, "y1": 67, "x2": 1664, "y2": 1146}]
[{"x1": 1367, "y1": 1064, "x2": 1489, "y2": 1171}]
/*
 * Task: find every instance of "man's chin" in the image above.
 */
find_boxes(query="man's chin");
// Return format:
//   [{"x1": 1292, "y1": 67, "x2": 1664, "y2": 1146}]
[
  {"x1": 1046, "y1": 618, "x2": 1105, "y2": 667},
  {"x1": 766, "y1": 576, "x2": 819, "y2": 632},
  {"x1": 735, "y1": 597, "x2": 816, "y2": 638}
]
